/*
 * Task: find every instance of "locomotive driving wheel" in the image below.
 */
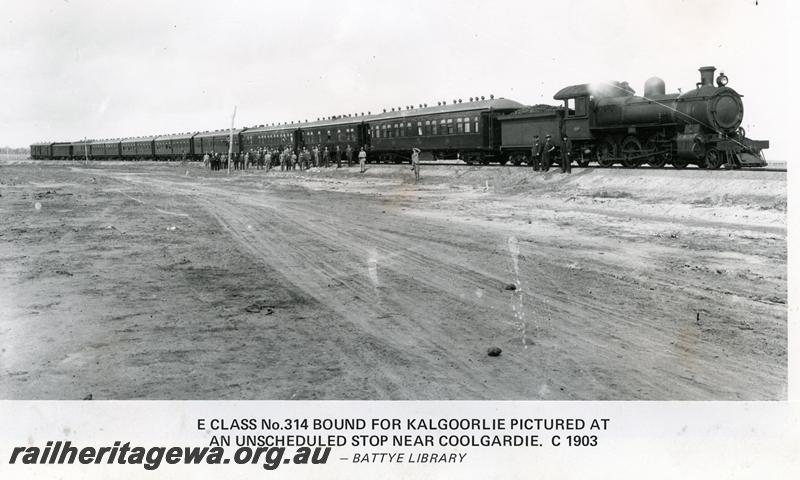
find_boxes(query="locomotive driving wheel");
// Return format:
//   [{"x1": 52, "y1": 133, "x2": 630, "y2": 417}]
[
  {"x1": 645, "y1": 136, "x2": 667, "y2": 168},
  {"x1": 597, "y1": 138, "x2": 617, "y2": 167},
  {"x1": 620, "y1": 136, "x2": 643, "y2": 168},
  {"x1": 704, "y1": 148, "x2": 722, "y2": 169}
]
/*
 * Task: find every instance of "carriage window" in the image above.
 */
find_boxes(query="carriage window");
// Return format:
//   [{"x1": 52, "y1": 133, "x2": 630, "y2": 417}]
[
  {"x1": 440, "y1": 119, "x2": 446, "y2": 134},
  {"x1": 394, "y1": 123, "x2": 400, "y2": 137},
  {"x1": 464, "y1": 119, "x2": 471, "y2": 133},
  {"x1": 575, "y1": 96, "x2": 587, "y2": 116},
  {"x1": 474, "y1": 117, "x2": 480, "y2": 133},
  {"x1": 432, "y1": 121, "x2": 438, "y2": 135},
  {"x1": 417, "y1": 121, "x2": 423, "y2": 136},
  {"x1": 457, "y1": 118, "x2": 464, "y2": 134},
  {"x1": 447, "y1": 118, "x2": 454, "y2": 135},
  {"x1": 567, "y1": 98, "x2": 575, "y2": 115}
]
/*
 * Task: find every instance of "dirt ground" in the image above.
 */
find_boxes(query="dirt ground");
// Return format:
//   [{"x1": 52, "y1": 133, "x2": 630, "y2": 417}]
[{"x1": 0, "y1": 160, "x2": 786, "y2": 400}]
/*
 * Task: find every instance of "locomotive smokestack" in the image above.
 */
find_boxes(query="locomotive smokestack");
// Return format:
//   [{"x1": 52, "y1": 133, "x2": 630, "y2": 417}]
[{"x1": 699, "y1": 66, "x2": 716, "y2": 87}]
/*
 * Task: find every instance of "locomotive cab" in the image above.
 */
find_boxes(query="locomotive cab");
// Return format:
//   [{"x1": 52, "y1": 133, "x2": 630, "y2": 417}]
[
  {"x1": 561, "y1": 95, "x2": 592, "y2": 167},
  {"x1": 554, "y1": 81, "x2": 636, "y2": 167},
  {"x1": 562, "y1": 95, "x2": 592, "y2": 140}
]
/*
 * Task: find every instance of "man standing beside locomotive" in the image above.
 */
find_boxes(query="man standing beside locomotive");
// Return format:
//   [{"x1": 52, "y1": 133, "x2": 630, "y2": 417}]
[
  {"x1": 561, "y1": 136, "x2": 572, "y2": 174},
  {"x1": 531, "y1": 135, "x2": 542, "y2": 171},
  {"x1": 542, "y1": 134, "x2": 555, "y2": 172}
]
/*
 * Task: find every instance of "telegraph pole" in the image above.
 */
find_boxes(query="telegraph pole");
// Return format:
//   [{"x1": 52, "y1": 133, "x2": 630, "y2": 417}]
[{"x1": 228, "y1": 106, "x2": 237, "y2": 175}]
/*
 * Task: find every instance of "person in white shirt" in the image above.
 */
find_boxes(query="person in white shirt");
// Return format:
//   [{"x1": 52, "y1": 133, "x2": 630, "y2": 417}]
[{"x1": 358, "y1": 147, "x2": 367, "y2": 173}]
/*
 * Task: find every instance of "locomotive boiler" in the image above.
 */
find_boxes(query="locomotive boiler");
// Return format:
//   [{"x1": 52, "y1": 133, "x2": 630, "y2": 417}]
[{"x1": 555, "y1": 66, "x2": 768, "y2": 168}]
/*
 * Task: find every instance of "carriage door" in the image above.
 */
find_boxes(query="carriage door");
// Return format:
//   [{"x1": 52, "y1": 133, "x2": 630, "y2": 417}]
[
  {"x1": 357, "y1": 123, "x2": 370, "y2": 149},
  {"x1": 293, "y1": 129, "x2": 304, "y2": 151}
]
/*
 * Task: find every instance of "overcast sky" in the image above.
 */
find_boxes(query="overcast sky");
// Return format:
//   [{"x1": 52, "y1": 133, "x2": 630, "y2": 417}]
[{"x1": 1, "y1": 0, "x2": 796, "y2": 159}]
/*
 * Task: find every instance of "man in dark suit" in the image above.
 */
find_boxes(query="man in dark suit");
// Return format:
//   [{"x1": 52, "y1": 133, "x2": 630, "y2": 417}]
[
  {"x1": 531, "y1": 135, "x2": 542, "y2": 171},
  {"x1": 561, "y1": 136, "x2": 572, "y2": 173},
  {"x1": 542, "y1": 134, "x2": 555, "y2": 172}
]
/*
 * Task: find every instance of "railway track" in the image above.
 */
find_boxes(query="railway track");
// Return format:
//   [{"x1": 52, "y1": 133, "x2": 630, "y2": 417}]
[{"x1": 416, "y1": 161, "x2": 786, "y2": 172}]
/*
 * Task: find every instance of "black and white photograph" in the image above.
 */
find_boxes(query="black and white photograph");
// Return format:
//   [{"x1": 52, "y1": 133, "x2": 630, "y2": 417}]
[{"x1": 0, "y1": 0, "x2": 791, "y2": 405}]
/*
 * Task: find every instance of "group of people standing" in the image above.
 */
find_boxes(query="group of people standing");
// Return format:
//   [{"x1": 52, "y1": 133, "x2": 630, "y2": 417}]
[
  {"x1": 203, "y1": 140, "x2": 569, "y2": 180},
  {"x1": 203, "y1": 150, "x2": 272, "y2": 171},
  {"x1": 202, "y1": 144, "x2": 369, "y2": 173},
  {"x1": 530, "y1": 134, "x2": 571, "y2": 173}
]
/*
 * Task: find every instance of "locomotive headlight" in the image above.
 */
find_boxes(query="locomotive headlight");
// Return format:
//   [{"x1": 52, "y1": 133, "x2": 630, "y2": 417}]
[{"x1": 716, "y1": 73, "x2": 728, "y2": 87}]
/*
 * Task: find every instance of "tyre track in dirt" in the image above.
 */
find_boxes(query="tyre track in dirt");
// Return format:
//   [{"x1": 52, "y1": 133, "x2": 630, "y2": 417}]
[
  {"x1": 275, "y1": 196, "x2": 785, "y2": 398},
  {"x1": 97, "y1": 172, "x2": 588, "y2": 397},
  {"x1": 88, "y1": 168, "x2": 786, "y2": 399},
  {"x1": 97, "y1": 173, "x2": 507, "y2": 398}
]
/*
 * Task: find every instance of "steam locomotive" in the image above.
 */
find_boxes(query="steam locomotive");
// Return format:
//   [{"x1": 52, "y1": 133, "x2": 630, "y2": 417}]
[
  {"x1": 500, "y1": 66, "x2": 769, "y2": 169},
  {"x1": 31, "y1": 65, "x2": 768, "y2": 169}
]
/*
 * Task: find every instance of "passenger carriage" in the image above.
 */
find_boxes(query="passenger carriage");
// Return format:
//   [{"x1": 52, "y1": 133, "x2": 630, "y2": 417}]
[
  {"x1": 240, "y1": 124, "x2": 299, "y2": 153},
  {"x1": 193, "y1": 128, "x2": 248, "y2": 157},
  {"x1": 155, "y1": 132, "x2": 198, "y2": 160},
  {"x1": 368, "y1": 97, "x2": 523, "y2": 164}
]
